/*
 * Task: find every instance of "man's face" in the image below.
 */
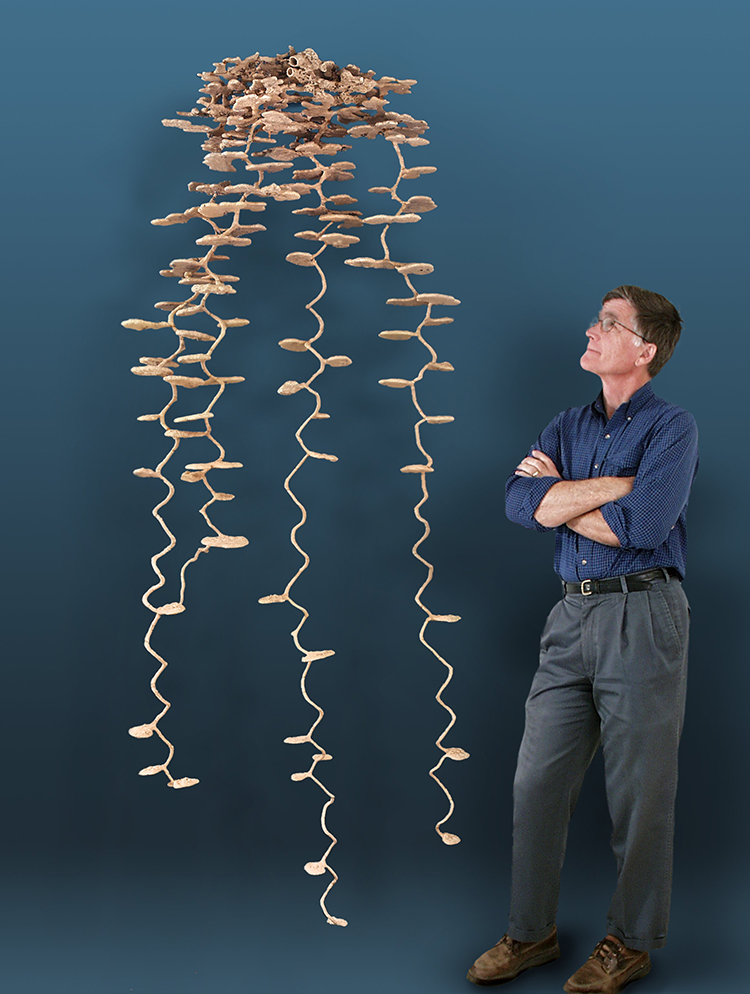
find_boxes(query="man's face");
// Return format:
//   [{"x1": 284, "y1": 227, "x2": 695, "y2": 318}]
[{"x1": 580, "y1": 297, "x2": 653, "y2": 377}]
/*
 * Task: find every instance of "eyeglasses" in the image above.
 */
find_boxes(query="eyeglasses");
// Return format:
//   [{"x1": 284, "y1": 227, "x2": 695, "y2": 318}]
[{"x1": 589, "y1": 316, "x2": 649, "y2": 344}]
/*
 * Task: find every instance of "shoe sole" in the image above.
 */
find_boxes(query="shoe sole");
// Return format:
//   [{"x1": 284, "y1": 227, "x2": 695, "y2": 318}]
[
  {"x1": 562, "y1": 957, "x2": 651, "y2": 993},
  {"x1": 618, "y1": 960, "x2": 652, "y2": 992},
  {"x1": 467, "y1": 946, "x2": 561, "y2": 986}
]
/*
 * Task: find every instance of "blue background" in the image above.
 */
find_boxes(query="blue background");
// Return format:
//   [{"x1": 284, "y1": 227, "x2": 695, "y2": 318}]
[{"x1": 2, "y1": 1, "x2": 748, "y2": 991}]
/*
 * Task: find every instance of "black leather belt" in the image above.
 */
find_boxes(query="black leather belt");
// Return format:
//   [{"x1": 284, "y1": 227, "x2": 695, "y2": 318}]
[{"x1": 563, "y1": 567, "x2": 681, "y2": 596}]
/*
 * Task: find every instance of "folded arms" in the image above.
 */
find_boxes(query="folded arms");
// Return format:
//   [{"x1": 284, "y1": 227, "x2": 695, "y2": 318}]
[{"x1": 506, "y1": 412, "x2": 698, "y2": 551}]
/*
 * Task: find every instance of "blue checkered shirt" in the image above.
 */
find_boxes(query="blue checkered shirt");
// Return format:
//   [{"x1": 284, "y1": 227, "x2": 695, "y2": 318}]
[{"x1": 505, "y1": 382, "x2": 699, "y2": 582}]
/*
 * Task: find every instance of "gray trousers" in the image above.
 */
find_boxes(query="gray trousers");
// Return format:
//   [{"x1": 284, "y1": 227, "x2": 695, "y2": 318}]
[{"x1": 507, "y1": 577, "x2": 689, "y2": 952}]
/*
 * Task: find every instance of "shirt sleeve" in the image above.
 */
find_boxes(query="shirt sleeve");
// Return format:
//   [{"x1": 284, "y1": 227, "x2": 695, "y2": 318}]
[
  {"x1": 600, "y1": 411, "x2": 699, "y2": 550},
  {"x1": 505, "y1": 413, "x2": 564, "y2": 532}
]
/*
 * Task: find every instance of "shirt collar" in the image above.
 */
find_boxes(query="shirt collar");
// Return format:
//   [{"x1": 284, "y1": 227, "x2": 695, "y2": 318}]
[{"x1": 592, "y1": 380, "x2": 654, "y2": 418}]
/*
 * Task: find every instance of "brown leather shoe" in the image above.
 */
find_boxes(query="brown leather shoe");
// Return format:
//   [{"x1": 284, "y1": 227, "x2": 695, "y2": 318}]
[
  {"x1": 467, "y1": 926, "x2": 560, "y2": 986},
  {"x1": 563, "y1": 935, "x2": 651, "y2": 993}
]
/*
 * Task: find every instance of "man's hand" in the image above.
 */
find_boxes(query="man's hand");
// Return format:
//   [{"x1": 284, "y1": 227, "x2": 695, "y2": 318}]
[{"x1": 515, "y1": 450, "x2": 562, "y2": 479}]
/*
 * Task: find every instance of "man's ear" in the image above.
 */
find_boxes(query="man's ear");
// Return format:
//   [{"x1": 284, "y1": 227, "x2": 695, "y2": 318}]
[{"x1": 635, "y1": 342, "x2": 657, "y2": 367}]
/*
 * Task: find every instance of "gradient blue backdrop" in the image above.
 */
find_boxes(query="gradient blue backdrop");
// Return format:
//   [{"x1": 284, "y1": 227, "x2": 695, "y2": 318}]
[{"x1": 2, "y1": 1, "x2": 748, "y2": 992}]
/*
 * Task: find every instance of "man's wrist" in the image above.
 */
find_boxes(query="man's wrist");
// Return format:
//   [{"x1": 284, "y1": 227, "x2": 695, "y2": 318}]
[
  {"x1": 601, "y1": 476, "x2": 633, "y2": 501},
  {"x1": 599, "y1": 476, "x2": 632, "y2": 504}
]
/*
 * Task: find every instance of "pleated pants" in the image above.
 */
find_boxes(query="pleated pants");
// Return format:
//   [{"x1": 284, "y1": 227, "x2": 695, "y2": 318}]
[{"x1": 507, "y1": 577, "x2": 689, "y2": 951}]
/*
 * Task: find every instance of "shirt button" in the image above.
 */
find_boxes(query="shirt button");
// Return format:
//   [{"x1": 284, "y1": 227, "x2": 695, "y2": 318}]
[
  {"x1": 605, "y1": 433, "x2": 611, "y2": 438},
  {"x1": 582, "y1": 559, "x2": 587, "y2": 565},
  {"x1": 594, "y1": 464, "x2": 599, "y2": 469},
  {"x1": 627, "y1": 416, "x2": 632, "y2": 421}
]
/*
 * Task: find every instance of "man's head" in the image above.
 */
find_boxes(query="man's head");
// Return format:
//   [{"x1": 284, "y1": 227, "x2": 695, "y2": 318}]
[{"x1": 600, "y1": 285, "x2": 682, "y2": 377}]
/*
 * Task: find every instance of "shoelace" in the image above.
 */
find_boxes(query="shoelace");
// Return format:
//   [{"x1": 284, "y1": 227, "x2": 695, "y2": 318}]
[
  {"x1": 591, "y1": 938, "x2": 625, "y2": 974},
  {"x1": 501, "y1": 934, "x2": 532, "y2": 956}
]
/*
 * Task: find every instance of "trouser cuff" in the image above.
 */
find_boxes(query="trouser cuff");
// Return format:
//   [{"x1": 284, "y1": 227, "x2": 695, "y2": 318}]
[
  {"x1": 607, "y1": 922, "x2": 667, "y2": 952},
  {"x1": 507, "y1": 921, "x2": 556, "y2": 943}
]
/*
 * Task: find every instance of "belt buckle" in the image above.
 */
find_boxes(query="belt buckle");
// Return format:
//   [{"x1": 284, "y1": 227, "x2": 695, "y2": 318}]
[{"x1": 581, "y1": 579, "x2": 593, "y2": 596}]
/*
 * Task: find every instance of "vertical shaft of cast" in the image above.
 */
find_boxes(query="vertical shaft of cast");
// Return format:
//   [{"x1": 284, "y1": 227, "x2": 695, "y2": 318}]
[
  {"x1": 373, "y1": 136, "x2": 467, "y2": 846},
  {"x1": 263, "y1": 188, "x2": 349, "y2": 925},
  {"x1": 126, "y1": 137, "x2": 259, "y2": 788}
]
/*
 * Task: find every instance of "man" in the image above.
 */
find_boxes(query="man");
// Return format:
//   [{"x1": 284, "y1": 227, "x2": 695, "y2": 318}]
[{"x1": 467, "y1": 286, "x2": 698, "y2": 993}]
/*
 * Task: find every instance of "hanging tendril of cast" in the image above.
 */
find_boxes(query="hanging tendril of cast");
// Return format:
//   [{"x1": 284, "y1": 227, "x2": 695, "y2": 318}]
[
  {"x1": 363, "y1": 138, "x2": 469, "y2": 847},
  {"x1": 125, "y1": 45, "x2": 465, "y2": 926}
]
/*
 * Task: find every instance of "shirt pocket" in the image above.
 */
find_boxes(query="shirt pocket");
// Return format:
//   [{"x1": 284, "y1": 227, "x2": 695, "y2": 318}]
[{"x1": 603, "y1": 442, "x2": 644, "y2": 477}]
